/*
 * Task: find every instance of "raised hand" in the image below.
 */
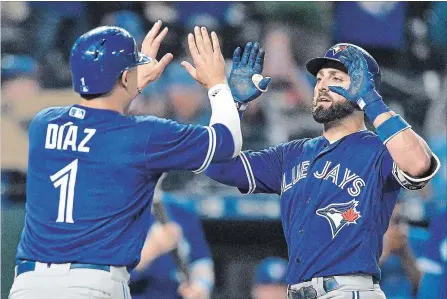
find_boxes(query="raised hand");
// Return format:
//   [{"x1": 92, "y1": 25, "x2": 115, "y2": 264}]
[
  {"x1": 181, "y1": 27, "x2": 227, "y2": 89},
  {"x1": 328, "y1": 47, "x2": 377, "y2": 109},
  {"x1": 137, "y1": 20, "x2": 174, "y2": 91},
  {"x1": 228, "y1": 42, "x2": 271, "y2": 104}
]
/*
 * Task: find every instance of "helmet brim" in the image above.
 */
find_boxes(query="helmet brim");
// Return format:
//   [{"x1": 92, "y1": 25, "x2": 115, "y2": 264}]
[
  {"x1": 306, "y1": 57, "x2": 347, "y2": 77},
  {"x1": 135, "y1": 52, "x2": 152, "y2": 65}
]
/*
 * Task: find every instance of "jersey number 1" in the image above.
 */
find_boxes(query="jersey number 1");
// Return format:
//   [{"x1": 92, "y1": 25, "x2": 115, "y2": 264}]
[{"x1": 50, "y1": 159, "x2": 78, "y2": 223}]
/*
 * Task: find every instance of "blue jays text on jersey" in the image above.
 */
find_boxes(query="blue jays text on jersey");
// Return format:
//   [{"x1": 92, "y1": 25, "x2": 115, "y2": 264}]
[
  {"x1": 17, "y1": 104, "x2": 234, "y2": 270},
  {"x1": 130, "y1": 201, "x2": 212, "y2": 299},
  {"x1": 206, "y1": 130, "x2": 439, "y2": 284}
]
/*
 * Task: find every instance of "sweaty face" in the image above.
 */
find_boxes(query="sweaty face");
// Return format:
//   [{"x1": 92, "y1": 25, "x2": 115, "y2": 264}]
[{"x1": 311, "y1": 68, "x2": 358, "y2": 123}]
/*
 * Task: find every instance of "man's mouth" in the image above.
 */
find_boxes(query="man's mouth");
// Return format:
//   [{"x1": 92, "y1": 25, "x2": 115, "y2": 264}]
[{"x1": 318, "y1": 97, "x2": 331, "y2": 103}]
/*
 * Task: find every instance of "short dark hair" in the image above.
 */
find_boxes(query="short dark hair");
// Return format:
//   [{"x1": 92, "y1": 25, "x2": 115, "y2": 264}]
[{"x1": 80, "y1": 93, "x2": 106, "y2": 101}]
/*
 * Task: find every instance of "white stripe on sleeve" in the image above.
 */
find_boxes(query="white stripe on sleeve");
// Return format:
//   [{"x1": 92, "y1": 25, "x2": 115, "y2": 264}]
[
  {"x1": 240, "y1": 151, "x2": 256, "y2": 194},
  {"x1": 193, "y1": 126, "x2": 216, "y2": 174}
]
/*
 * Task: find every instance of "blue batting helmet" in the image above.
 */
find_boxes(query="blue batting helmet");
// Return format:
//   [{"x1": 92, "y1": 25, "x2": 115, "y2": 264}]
[
  {"x1": 254, "y1": 257, "x2": 288, "y2": 285},
  {"x1": 70, "y1": 26, "x2": 152, "y2": 94},
  {"x1": 306, "y1": 43, "x2": 381, "y2": 91}
]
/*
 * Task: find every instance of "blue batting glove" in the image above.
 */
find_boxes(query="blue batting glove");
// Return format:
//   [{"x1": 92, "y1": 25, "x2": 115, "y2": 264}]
[
  {"x1": 228, "y1": 42, "x2": 271, "y2": 104},
  {"x1": 328, "y1": 47, "x2": 390, "y2": 121}
]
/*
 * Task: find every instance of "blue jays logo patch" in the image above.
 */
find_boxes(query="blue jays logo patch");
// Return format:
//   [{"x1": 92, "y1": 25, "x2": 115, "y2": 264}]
[
  {"x1": 331, "y1": 44, "x2": 348, "y2": 55},
  {"x1": 316, "y1": 199, "x2": 361, "y2": 239}
]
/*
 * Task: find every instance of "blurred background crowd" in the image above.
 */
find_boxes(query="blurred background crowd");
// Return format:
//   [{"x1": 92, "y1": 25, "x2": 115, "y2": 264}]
[{"x1": 1, "y1": 2, "x2": 446, "y2": 299}]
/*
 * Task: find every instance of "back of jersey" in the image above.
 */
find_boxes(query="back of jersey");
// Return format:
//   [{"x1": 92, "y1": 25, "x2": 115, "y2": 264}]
[{"x1": 18, "y1": 105, "x2": 155, "y2": 268}]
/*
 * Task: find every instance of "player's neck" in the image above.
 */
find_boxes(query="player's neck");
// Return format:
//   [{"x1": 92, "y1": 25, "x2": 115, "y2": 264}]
[
  {"x1": 322, "y1": 111, "x2": 366, "y2": 143},
  {"x1": 78, "y1": 95, "x2": 126, "y2": 114}
]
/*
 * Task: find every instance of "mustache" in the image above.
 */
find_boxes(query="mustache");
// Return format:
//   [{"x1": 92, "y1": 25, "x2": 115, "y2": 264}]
[
  {"x1": 317, "y1": 91, "x2": 333, "y2": 101},
  {"x1": 313, "y1": 91, "x2": 333, "y2": 105}
]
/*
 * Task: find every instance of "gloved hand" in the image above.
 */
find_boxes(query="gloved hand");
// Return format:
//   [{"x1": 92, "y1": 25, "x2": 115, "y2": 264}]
[
  {"x1": 328, "y1": 47, "x2": 389, "y2": 121},
  {"x1": 228, "y1": 42, "x2": 271, "y2": 105}
]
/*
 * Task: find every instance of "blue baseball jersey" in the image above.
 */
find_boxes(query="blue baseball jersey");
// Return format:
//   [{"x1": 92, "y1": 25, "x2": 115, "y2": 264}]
[
  {"x1": 130, "y1": 201, "x2": 212, "y2": 299},
  {"x1": 207, "y1": 130, "x2": 405, "y2": 283},
  {"x1": 17, "y1": 104, "x2": 233, "y2": 270},
  {"x1": 418, "y1": 211, "x2": 447, "y2": 299}
]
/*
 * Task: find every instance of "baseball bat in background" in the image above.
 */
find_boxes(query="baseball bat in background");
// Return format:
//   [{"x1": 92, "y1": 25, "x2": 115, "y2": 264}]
[{"x1": 152, "y1": 173, "x2": 191, "y2": 284}]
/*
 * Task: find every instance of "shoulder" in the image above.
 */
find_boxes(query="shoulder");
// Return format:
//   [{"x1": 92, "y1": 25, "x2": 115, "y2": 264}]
[
  {"x1": 33, "y1": 106, "x2": 67, "y2": 120},
  {"x1": 30, "y1": 106, "x2": 68, "y2": 126},
  {"x1": 127, "y1": 115, "x2": 172, "y2": 134},
  {"x1": 349, "y1": 130, "x2": 388, "y2": 155},
  {"x1": 279, "y1": 138, "x2": 312, "y2": 152},
  {"x1": 130, "y1": 115, "x2": 190, "y2": 131},
  {"x1": 355, "y1": 130, "x2": 384, "y2": 148}
]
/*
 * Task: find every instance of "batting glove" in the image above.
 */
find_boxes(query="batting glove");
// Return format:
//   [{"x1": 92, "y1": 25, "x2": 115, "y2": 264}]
[
  {"x1": 228, "y1": 42, "x2": 271, "y2": 106},
  {"x1": 328, "y1": 47, "x2": 390, "y2": 121}
]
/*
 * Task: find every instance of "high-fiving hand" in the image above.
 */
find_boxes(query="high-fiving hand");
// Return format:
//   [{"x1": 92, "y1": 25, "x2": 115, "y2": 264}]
[
  {"x1": 229, "y1": 42, "x2": 271, "y2": 104},
  {"x1": 137, "y1": 20, "x2": 174, "y2": 91},
  {"x1": 181, "y1": 27, "x2": 227, "y2": 89}
]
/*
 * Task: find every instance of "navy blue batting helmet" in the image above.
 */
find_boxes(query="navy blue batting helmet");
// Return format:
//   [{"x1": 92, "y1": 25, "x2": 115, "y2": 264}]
[
  {"x1": 306, "y1": 43, "x2": 381, "y2": 91},
  {"x1": 70, "y1": 26, "x2": 152, "y2": 94}
]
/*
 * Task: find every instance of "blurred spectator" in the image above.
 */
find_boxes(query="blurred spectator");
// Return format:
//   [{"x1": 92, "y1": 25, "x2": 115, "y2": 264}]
[
  {"x1": 262, "y1": 26, "x2": 323, "y2": 144},
  {"x1": 28, "y1": 1, "x2": 89, "y2": 87},
  {"x1": 333, "y1": 2, "x2": 407, "y2": 68},
  {"x1": 334, "y1": 2, "x2": 407, "y2": 49},
  {"x1": 1, "y1": 2, "x2": 31, "y2": 53},
  {"x1": 102, "y1": 10, "x2": 146, "y2": 44},
  {"x1": 254, "y1": 2, "x2": 330, "y2": 33},
  {"x1": 165, "y1": 63, "x2": 209, "y2": 126},
  {"x1": 417, "y1": 210, "x2": 447, "y2": 299},
  {"x1": 427, "y1": 2, "x2": 447, "y2": 70},
  {"x1": 251, "y1": 257, "x2": 288, "y2": 299},
  {"x1": 1, "y1": 54, "x2": 40, "y2": 172},
  {"x1": 241, "y1": 100, "x2": 268, "y2": 151},
  {"x1": 175, "y1": 1, "x2": 232, "y2": 30},
  {"x1": 130, "y1": 199, "x2": 214, "y2": 299},
  {"x1": 379, "y1": 203, "x2": 422, "y2": 298},
  {"x1": 428, "y1": 2, "x2": 447, "y2": 48}
]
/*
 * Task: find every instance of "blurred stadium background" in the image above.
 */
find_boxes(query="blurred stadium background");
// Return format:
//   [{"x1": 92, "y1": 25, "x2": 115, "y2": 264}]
[{"x1": 1, "y1": 1, "x2": 446, "y2": 299}]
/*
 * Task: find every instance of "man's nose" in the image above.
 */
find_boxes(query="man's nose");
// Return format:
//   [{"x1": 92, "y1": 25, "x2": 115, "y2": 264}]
[{"x1": 317, "y1": 78, "x2": 329, "y2": 92}]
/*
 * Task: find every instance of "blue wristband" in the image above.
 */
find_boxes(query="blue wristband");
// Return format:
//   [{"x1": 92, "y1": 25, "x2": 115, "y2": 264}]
[
  {"x1": 376, "y1": 114, "x2": 411, "y2": 144},
  {"x1": 363, "y1": 90, "x2": 391, "y2": 121}
]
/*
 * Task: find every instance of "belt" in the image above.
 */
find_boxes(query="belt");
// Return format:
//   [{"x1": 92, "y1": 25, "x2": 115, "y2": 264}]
[
  {"x1": 16, "y1": 261, "x2": 111, "y2": 277},
  {"x1": 287, "y1": 277, "x2": 340, "y2": 299},
  {"x1": 287, "y1": 276, "x2": 380, "y2": 299}
]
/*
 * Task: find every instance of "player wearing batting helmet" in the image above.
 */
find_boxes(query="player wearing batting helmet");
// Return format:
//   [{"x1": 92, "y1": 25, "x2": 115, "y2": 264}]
[
  {"x1": 205, "y1": 43, "x2": 441, "y2": 298},
  {"x1": 8, "y1": 22, "x2": 270, "y2": 299}
]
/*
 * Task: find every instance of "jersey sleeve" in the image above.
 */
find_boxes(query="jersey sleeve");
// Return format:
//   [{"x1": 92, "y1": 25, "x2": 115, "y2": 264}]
[
  {"x1": 145, "y1": 117, "x2": 234, "y2": 174},
  {"x1": 205, "y1": 145, "x2": 284, "y2": 195},
  {"x1": 176, "y1": 208, "x2": 212, "y2": 263},
  {"x1": 379, "y1": 146, "x2": 441, "y2": 191}
]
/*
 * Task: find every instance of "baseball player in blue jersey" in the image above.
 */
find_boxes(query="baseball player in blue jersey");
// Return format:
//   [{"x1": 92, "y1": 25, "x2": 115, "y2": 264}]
[
  {"x1": 418, "y1": 211, "x2": 447, "y2": 299},
  {"x1": 205, "y1": 43, "x2": 441, "y2": 298},
  {"x1": 8, "y1": 21, "x2": 270, "y2": 299},
  {"x1": 130, "y1": 200, "x2": 214, "y2": 299}
]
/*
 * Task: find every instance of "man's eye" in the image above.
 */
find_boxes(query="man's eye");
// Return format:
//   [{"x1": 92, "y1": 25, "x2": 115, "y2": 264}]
[
  {"x1": 316, "y1": 77, "x2": 322, "y2": 82},
  {"x1": 333, "y1": 77, "x2": 342, "y2": 82}
]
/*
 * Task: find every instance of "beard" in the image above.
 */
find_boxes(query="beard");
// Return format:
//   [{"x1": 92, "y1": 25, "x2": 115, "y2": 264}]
[{"x1": 311, "y1": 93, "x2": 358, "y2": 124}]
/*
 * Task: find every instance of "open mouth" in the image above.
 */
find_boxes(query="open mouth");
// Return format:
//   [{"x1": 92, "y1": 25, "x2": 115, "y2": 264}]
[{"x1": 318, "y1": 97, "x2": 331, "y2": 103}]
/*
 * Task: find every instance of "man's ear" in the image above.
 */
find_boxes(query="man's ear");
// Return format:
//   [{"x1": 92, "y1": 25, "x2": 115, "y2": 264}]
[{"x1": 120, "y1": 70, "x2": 129, "y2": 87}]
